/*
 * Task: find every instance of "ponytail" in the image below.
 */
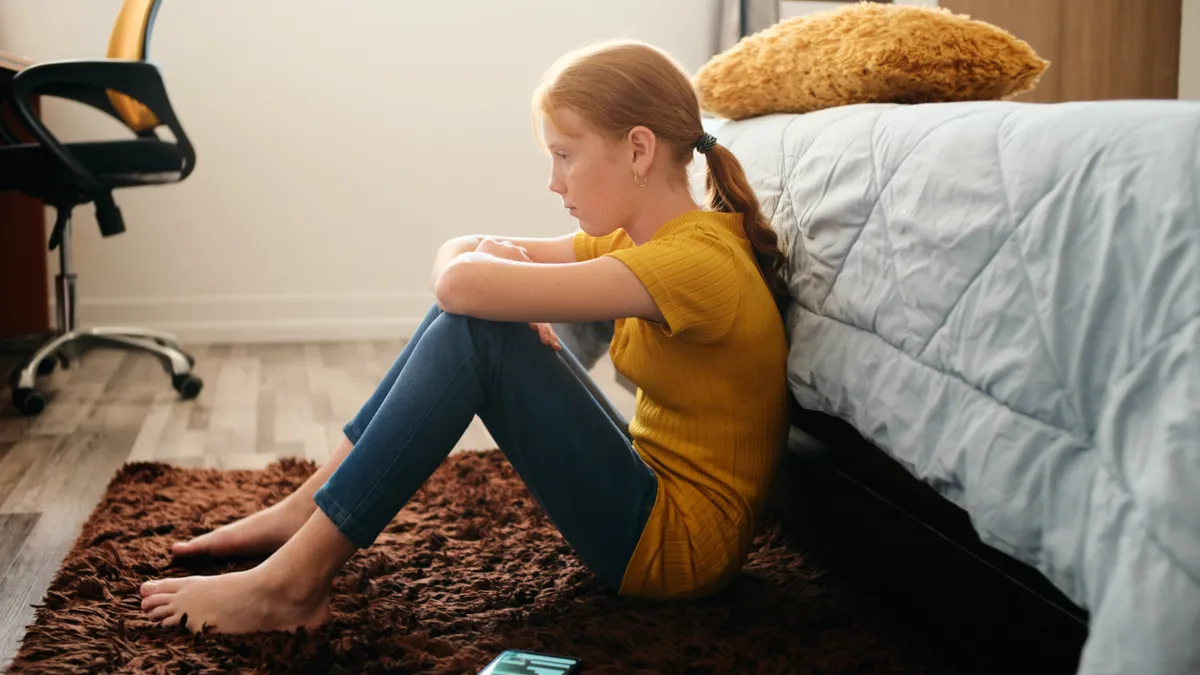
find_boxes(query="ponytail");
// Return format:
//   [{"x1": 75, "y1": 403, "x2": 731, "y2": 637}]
[{"x1": 703, "y1": 144, "x2": 790, "y2": 307}]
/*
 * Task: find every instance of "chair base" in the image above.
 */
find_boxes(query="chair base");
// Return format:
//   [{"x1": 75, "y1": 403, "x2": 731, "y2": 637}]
[
  {"x1": 6, "y1": 207, "x2": 203, "y2": 417},
  {"x1": 9, "y1": 327, "x2": 204, "y2": 416}
]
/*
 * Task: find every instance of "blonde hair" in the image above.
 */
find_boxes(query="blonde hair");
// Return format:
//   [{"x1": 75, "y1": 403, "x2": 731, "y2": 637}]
[{"x1": 533, "y1": 40, "x2": 789, "y2": 304}]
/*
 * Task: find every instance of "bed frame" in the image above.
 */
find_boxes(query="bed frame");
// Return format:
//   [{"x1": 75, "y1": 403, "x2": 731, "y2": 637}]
[{"x1": 771, "y1": 397, "x2": 1091, "y2": 672}]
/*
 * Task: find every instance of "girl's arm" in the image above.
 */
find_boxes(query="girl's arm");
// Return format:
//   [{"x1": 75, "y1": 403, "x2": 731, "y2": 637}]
[
  {"x1": 429, "y1": 236, "x2": 482, "y2": 289},
  {"x1": 434, "y1": 250, "x2": 664, "y2": 325},
  {"x1": 433, "y1": 232, "x2": 577, "y2": 270},
  {"x1": 428, "y1": 232, "x2": 578, "y2": 289},
  {"x1": 485, "y1": 232, "x2": 578, "y2": 264}
]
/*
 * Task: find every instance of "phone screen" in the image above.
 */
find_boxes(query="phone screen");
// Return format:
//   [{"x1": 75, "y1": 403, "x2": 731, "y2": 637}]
[{"x1": 478, "y1": 649, "x2": 580, "y2": 675}]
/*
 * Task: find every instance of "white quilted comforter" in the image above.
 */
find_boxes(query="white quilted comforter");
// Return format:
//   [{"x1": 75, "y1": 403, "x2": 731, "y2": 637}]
[{"x1": 707, "y1": 100, "x2": 1200, "y2": 674}]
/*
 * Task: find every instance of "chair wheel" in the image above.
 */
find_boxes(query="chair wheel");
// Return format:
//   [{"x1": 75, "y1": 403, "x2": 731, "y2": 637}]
[
  {"x1": 13, "y1": 388, "x2": 47, "y2": 416},
  {"x1": 36, "y1": 358, "x2": 56, "y2": 376},
  {"x1": 172, "y1": 374, "x2": 203, "y2": 400}
]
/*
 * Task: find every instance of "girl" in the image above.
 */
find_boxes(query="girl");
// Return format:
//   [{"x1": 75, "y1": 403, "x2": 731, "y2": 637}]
[{"x1": 140, "y1": 39, "x2": 791, "y2": 634}]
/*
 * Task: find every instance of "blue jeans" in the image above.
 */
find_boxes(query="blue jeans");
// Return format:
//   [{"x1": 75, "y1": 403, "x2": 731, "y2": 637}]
[{"x1": 312, "y1": 304, "x2": 658, "y2": 591}]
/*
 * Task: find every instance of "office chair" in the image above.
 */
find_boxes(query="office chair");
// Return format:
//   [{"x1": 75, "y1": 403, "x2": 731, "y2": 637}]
[{"x1": 0, "y1": 0, "x2": 202, "y2": 416}]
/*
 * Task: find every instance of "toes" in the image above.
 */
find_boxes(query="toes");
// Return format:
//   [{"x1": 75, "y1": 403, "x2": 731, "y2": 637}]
[
  {"x1": 172, "y1": 534, "x2": 212, "y2": 555},
  {"x1": 161, "y1": 610, "x2": 184, "y2": 628},
  {"x1": 141, "y1": 577, "x2": 190, "y2": 597},
  {"x1": 147, "y1": 604, "x2": 176, "y2": 622},
  {"x1": 141, "y1": 593, "x2": 173, "y2": 612}
]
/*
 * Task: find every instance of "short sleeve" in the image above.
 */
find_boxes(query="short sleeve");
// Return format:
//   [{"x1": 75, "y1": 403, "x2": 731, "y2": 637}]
[
  {"x1": 574, "y1": 229, "x2": 624, "y2": 262},
  {"x1": 606, "y1": 231, "x2": 742, "y2": 344}
]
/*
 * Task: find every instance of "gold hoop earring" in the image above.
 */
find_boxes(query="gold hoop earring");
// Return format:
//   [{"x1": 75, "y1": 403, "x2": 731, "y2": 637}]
[{"x1": 633, "y1": 172, "x2": 648, "y2": 188}]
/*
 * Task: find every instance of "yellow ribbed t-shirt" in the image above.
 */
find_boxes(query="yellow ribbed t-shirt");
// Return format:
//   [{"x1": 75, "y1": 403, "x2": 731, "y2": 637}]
[{"x1": 574, "y1": 209, "x2": 790, "y2": 600}]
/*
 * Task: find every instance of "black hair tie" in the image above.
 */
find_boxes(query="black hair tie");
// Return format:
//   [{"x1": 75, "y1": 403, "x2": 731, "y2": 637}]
[{"x1": 695, "y1": 132, "x2": 718, "y2": 154}]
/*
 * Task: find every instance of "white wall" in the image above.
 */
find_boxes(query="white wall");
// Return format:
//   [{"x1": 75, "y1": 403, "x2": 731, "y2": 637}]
[
  {"x1": 0, "y1": 0, "x2": 718, "y2": 342},
  {"x1": 1182, "y1": 0, "x2": 1200, "y2": 99},
  {"x1": 781, "y1": 0, "x2": 937, "y2": 19}
]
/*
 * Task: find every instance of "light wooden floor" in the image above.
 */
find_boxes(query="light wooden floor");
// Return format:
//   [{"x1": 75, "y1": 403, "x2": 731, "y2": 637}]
[{"x1": 0, "y1": 340, "x2": 635, "y2": 670}]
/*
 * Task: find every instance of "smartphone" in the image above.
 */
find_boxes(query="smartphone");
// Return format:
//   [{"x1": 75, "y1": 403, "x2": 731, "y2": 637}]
[{"x1": 477, "y1": 649, "x2": 581, "y2": 675}]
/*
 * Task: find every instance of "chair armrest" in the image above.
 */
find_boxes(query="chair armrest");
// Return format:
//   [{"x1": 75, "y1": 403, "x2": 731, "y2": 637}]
[
  {"x1": 9, "y1": 58, "x2": 196, "y2": 240},
  {"x1": 3, "y1": 83, "x2": 121, "y2": 145},
  {"x1": 10, "y1": 59, "x2": 196, "y2": 185}
]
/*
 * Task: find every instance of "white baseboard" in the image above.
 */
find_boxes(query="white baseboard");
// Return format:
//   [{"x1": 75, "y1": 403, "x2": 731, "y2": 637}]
[{"x1": 51, "y1": 292, "x2": 436, "y2": 344}]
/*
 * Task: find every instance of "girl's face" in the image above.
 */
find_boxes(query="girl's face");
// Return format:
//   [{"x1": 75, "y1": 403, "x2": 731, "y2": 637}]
[{"x1": 541, "y1": 108, "x2": 639, "y2": 237}]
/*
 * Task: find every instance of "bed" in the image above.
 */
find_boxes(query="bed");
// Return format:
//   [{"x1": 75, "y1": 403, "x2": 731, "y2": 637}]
[{"x1": 701, "y1": 99, "x2": 1200, "y2": 675}]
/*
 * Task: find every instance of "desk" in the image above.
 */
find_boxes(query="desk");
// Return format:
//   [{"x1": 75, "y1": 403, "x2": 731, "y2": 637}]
[{"x1": 0, "y1": 50, "x2": 50, "y2": 341}]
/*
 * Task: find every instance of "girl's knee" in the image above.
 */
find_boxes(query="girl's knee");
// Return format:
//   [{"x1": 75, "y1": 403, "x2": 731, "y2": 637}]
[
  {"x1": 436, "y1": 312, "x2": 515, "y2": 337},
  {"x1": 436, "y1": 313, "x2": 540, "y2": 352}
]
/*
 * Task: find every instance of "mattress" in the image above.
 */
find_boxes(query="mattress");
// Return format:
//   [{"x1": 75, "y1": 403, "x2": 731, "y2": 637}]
[{"x1": 705, "y1": 100, "x2": 1200, "y2": 675}]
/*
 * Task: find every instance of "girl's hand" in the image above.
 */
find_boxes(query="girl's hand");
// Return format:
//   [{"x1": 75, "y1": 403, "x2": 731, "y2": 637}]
[
  {"x1": 472, "y1": 239, "x2": 556, "y2": 348},
  {"x1": 475, "y1": 238, "x2": 532, "y2": 263},
  {"x1": 529, "y1": 322, "x2": 561, "y2": 351},
  {"x1": 473, "y1": 240, "x2": 559, "y2": 349}
]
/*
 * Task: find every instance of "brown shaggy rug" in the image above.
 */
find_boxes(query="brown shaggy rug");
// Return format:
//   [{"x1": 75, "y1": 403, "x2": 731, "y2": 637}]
[{"x1": 9, "y1": 450, "x2": 984, "y2": 674}]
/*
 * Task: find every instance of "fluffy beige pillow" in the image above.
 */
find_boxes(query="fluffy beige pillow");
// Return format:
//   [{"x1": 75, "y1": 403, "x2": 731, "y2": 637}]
[{"x1": 694, "y1": 3, "x2": 1049, "y2": 120}]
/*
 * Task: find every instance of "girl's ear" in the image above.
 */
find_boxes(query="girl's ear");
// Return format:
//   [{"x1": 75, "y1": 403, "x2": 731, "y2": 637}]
[{"x1": 627, "y1": 125, "x2": 657, "y2": 176}]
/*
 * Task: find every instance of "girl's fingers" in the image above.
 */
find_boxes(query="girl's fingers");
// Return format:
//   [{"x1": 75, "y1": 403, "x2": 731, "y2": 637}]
[{"x1": 527, "y1": 323, "x2": 561, "y2": 350}]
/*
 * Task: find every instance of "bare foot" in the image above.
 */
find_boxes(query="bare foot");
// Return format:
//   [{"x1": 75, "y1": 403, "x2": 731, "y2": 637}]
[
  {"x1": 172, "y1": 499, "x2": 314, "y2": 559},
  {"x1": 139, "y1": 566, "x2": 331, "y2": 634}
]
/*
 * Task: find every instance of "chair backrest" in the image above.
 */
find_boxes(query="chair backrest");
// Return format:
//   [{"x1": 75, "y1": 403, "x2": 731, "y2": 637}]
[{"x1": 106, "y1": 0, "x2": 163, "y2": 132}]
